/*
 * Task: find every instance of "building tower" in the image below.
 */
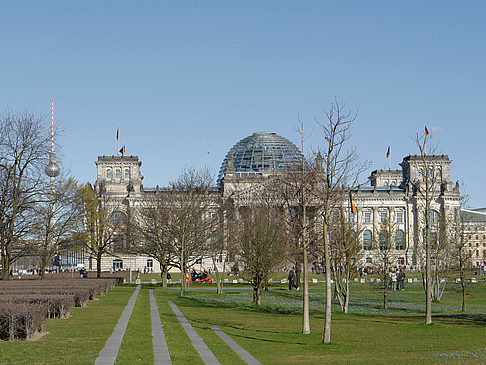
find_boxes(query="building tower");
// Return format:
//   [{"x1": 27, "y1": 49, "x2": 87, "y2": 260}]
[{"x1": 44, "y1": 101, "x2": 60, "y2": 250}]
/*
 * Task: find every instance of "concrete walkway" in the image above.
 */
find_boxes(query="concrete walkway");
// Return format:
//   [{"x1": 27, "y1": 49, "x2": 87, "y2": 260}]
[
  {"x1": 168, "y1": 300, "x2": 220, "y2": 365},
  {"x1": 210, "y1": 326, "x2": 262, "y2": 365},
  {"x1": 95, "y1": 285, "x2": 141, "y2": 365},
  {"x1": 149, "y1": 290, "x2": 172, "y2": 364}
]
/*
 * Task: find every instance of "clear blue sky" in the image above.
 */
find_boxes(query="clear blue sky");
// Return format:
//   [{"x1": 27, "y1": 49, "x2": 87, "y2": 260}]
[{"x1": 1, "y1": 1, "x2": 485, "y2": 206}]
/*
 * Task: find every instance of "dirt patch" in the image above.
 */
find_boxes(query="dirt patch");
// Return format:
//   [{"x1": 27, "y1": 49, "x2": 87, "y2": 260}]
[{"x1": 28, "y1": 331, "x2": 49, "y2": 341}]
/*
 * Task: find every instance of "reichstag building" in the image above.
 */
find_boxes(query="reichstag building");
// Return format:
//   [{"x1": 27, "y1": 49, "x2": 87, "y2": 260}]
[{"x1": 84, "y1": 132, "x2": 486, "y2": 272}]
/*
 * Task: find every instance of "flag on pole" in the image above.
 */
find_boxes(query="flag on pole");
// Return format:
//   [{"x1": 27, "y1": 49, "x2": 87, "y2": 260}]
[
  {"x1": 386, "y1": 146, "x2": 390, "y2": 158},
  {"x1": 119, "y1": 145, "x2": 125, "y2": 156},
  {"x1": 349, "y1": 192, "x2": 357, "y2": 215},
  {"x1": 425, "y1": 126, "x2": 429, "y2": 139}
]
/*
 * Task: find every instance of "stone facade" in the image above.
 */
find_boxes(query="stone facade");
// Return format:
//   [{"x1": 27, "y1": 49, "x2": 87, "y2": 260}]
[{"x1": 86, "y1": 136, "x2": 484, "y2": 272}]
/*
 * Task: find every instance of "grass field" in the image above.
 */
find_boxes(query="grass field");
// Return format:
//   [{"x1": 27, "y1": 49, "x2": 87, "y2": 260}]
[{"x1": 0, "y1": 281, "x2": 484, "y2": 364}]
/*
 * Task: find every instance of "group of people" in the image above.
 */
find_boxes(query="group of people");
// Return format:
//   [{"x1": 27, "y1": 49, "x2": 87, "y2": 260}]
[
  {"x1": 189, "y1": 268, "x2": 210, "y2": 282},
  {"x1": 388, "y1": 268, "x2": 406, "y2": 291}
]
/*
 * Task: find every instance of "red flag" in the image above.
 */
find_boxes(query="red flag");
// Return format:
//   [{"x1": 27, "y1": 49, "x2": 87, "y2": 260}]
[
  {"x1": 425, "y1": 126, "x2": 429, "y2": 139},
  {"x1": 386, "y1": 146, "x2": 390, "y2": 158},
  {"x1": 349, "y1": 192, "x2": 357, "y2": 215}
]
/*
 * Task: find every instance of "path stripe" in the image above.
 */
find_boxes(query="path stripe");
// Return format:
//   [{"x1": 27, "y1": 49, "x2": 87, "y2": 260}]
[
  {"x1": 167, "y1": 300, "x2": 220, "y2": 365},
  {"x1": 210, "y1": 326, "x2": 262, "y2": 365},
  {"x1": 149, "y1": 290, "x2": 172, "y2": 364},
  {"x1": 95, "y1": 285, "x2": 141, "y2": 365}
]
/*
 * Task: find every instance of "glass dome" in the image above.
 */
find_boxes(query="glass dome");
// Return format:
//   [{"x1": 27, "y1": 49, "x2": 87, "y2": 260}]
[{"x1": 218, "y1": 132, "x2": 302, "y2": 182}]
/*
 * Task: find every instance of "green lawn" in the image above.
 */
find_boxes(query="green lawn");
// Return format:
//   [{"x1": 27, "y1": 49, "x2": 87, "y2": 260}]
[{"x1": 0, "y1": 282, "x2": 485, "y2": 364}]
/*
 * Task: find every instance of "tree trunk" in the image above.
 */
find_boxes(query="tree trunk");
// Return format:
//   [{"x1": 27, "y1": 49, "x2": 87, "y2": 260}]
[
  {"x1": 383, "y1": 270, "x2": 388, "y2": 310},
  {"x1": 323, "y1": 217, "x2": 332, "y2": 344},
  {"x1": 212, "y1": 257, "x2": 224, "y2": 295},
  {"x1": 1, "y1": 245, "x2": 11, "y2": 280},
  {"x1": 40, "y1": 258, "x2": 47, "y2": 280},
  {"x1": 253, "y1": 284, "x2": 262, "y2": 305},
  {"x1": 97, "y1": 252, "x2": 102, "y2": 278},
  {"x1": 161, "y1": 264, "x2": 168, "y2": 289},
  {"x1": 302, "y1": 248, "x2": 310, "y2": 334},
  {"x1": 180, "y1": 261, "x2": 186, "y2": 297},
  {"x1": 344, "y1": 278, "x2": 349, "y2": 314},
  {"x1": 460, "y1": 258, "x2": 466, "y2": 312}
]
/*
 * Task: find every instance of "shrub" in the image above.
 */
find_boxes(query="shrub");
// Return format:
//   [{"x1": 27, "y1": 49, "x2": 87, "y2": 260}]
[{"x1": 0, "y1": 303, "x2": 47, "y2": 340}]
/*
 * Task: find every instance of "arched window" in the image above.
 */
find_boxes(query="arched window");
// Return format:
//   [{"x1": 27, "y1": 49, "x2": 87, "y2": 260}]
[
  {"x1": 363, "y1": 230, "x2": 372, "y2": 250},
  {"x1": 384, "y1": 180, "x2": 389, "y2": 187},
  {"x1": 419, "y1": 168, "x2": 424, "y2": 177},
  {"x1": 115, "y1": 168, "x2": 121, "y2": 178},
  {"x1": 109, "y1": 211, "x2": 127, "y2": 225},
  {"x1": 391, "y1": 181, "x2": 397, "y2": 186},
  {"x1": 436, "y1": 168, "x2": 442, "y2": 178},
  {"x1": 106, "y1": 168, "x2": 112, "y2": 179},
  {"x1": 125, "y1": 168, "x2": 130, "y2": 179},
  {"x1": 395, "y1": 230, "x2": 405, "y2": 250}
]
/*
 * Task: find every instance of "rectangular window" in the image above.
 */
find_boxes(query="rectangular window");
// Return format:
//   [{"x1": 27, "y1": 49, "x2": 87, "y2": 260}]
[
  {"x1": 380, "y1": 212, "x2": 387, "y2": 223},
  {"x1": 364, "y1": 212, "x2": 371, "y2": 223},
  {"x1": 147, "y1": 259, "x2": 153, "y2": 268},
  {"x1": 396, "y1": 212, "x2": 403, "y2": 223},
  {"x1": 348, "y1": 212, "x2": 355, "y2": 223}
]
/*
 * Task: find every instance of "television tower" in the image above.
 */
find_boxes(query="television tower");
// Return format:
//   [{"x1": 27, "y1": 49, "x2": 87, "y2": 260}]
[{"x1": 44, "y1": 101, "x2": 60, "y2": 248}]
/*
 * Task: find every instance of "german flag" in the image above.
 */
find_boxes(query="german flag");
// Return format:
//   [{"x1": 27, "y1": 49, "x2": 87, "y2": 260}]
[
  {"x1": 386, "y1": 146, "x2": 390, "y2": 158},
  {"x1": 349, "y1": 192, "x2": 357, "y2": 215},
  {"x1": 425, "y1": 126, "x2": 429, "y2": 139}
]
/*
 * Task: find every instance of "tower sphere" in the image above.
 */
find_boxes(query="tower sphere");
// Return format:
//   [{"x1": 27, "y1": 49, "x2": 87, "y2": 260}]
[
  {"x1": 218, "y1": 132, "x2": 302, "y2": 181},
  {"x1": 45, "y1": 151, "x2": 60, "y2": 177}
]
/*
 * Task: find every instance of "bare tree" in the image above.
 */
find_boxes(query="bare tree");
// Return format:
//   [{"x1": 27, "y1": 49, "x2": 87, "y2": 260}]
[
  {"x1": 429, "y1": 212, "x2": 451, "y2": 302},
  {"x1": 315, "y1": 99, "x2": 364, "y2": 343},
  {"x1": 374, "y1": 214, "x2": 398, "y2": 310},
  {"x1": 0, "y1": 111, "x2": 51, "y2": 280},
  {"x1": 165, "y1": 167, "x2": 216, "y2": 297},
  {"x1": 76, "y1": 183, "x2": 122, "y2": 278},
  {"x1": 233, "y1": 204, "x2": 288, "y2": 304},
  {"x1": 131, "y1": 196, "x2": 177, "y2": 288},
  {"x1": 207, "y1": 198, "x2": 234, "y2": 295},
  {"x1": 448, "y1": 206, "x2": 473, "y2": 312},
  {"x1": 329, "y1": 205, "x2": 363, "y2": 313},
  {"x1": 413, "y1": 129, "x2": 444, "y2": 324},
  {"x1": 27, "y1": 178, "x2": 80, "y2": 279},
  {"x1": 276, "y1": 125, "x2": 323, "y2": 334}
]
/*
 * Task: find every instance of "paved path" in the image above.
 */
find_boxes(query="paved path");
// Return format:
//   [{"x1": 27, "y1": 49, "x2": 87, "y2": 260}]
[
  {"x1": 168, "y1": 300, "x2": 220, "y2": 365},
  {"x1": 210, "y1": 326, "x2": 262, "y2": 365},
  {"x1": 95, "y1": 285, "x2": 141, "y2": 365},
  {"x1": 149, "y1": 290, "x2": 172, "y2": 364}
]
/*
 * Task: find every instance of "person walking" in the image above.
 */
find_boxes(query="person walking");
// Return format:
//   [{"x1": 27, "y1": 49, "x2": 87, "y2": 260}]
[
  {"x1": 288, "y1": 268, "x2": 296, "y2": 290},
  {"x1": 398, "y1": 268, "x2": 406, "y2": 290}
]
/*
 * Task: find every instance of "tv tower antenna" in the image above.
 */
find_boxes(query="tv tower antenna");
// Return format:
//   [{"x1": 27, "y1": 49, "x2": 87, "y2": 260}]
[{"x1": 45, "y1": 100, "x2": 61, "y2": 268}]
